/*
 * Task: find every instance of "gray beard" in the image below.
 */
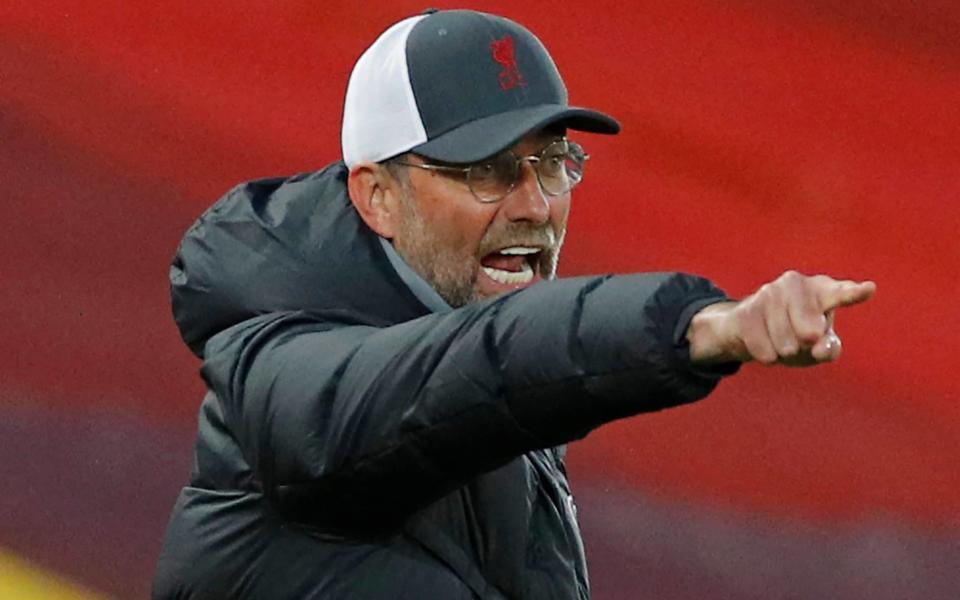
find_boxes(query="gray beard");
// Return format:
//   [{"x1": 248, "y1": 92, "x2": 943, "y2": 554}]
[
  {"x1": 393, "y1": 207, "x2": 479, "y2": 308},
  {"x1": 391, "y1": 189, "x2": 564, "y2": 308}
]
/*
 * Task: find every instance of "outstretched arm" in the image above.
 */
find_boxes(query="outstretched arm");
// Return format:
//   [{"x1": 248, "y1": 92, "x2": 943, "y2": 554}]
[
  {"x1": 687, "y1": 270, "x2": 876, "y2": 366},
  {"x1": 200, "y1": 273, "x2": 732, "y2": 533}
]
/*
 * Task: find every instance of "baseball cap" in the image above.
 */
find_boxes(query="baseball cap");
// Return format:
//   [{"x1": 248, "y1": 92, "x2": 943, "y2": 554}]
[{"x1": 341, "y1": 9, "x2": 620, "y2": 169}]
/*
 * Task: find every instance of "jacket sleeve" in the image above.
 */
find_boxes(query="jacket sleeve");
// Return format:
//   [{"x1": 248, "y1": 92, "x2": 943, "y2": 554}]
[{"x1": 200, "y1": 272, "x2": 735, "y2": 534}]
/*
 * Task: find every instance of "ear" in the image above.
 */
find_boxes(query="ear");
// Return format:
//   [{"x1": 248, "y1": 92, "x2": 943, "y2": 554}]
[{"x1": 347, "y1": 163, "x2": 403, "y2": 239}]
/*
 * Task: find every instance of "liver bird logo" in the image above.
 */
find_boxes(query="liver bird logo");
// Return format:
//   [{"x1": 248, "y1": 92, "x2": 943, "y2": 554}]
[{"x1": 490, "y1": 35, "x2": 526, "y2": 90}]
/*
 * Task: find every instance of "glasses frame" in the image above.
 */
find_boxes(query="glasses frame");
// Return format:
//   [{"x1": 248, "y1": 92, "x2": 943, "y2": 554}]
[{"x1": 392, "y1": 137, "x2": 589, "y2": 203}]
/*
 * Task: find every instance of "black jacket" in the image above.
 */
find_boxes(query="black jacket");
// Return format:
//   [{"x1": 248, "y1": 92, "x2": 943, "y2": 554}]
[{"x1": 153, "y1": 162, "x2": 733, "y2": 599}]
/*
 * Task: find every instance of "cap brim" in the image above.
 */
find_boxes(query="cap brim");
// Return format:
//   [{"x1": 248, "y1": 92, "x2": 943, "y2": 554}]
[{"x1": 411, "y1": 104, "x2": 620, "y2": 164}]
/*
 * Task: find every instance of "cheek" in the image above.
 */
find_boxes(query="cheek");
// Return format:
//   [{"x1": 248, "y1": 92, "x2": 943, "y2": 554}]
[
  {"x1": 414, "y1": 178, "x2": 497, "y2": 256},
  {"x1": 549, "y1": 197, "x2": 571, "y2": 232},
  {"x1": 444, "y1": 208, "x2": 501, "y2": 257}
]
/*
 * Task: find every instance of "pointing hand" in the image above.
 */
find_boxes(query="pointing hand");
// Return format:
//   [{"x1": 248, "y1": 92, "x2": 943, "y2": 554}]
[{"x1": 688, "y1": 271, "x2": 877, "y2": 366}]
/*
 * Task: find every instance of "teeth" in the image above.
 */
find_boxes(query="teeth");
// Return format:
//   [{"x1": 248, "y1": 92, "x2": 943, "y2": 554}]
[
  {"x1": 499, "y1": 246, "x2": 540, "y2": 255},
  {"x1": 483, "y1": 261, "x2": 534, "y2": 285}
]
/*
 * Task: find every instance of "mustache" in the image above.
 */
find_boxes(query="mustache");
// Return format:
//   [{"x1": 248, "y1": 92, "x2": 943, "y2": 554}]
[{"x1": 477, "y1": 222, "x2": 558, "y2": 256}]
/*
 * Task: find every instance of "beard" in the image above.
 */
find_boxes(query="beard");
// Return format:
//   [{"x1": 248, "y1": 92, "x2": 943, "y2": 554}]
[{"x1": 391, "y1": 187, "x2": 565, "y2": 308}]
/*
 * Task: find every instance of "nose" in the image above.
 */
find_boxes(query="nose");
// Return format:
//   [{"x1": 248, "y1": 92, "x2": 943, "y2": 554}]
[{"x1": 500, "y1": 161, "x2": 550, "y2": 224}]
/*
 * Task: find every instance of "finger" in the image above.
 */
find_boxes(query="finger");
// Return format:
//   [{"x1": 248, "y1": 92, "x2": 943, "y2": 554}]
[
  {"x1": 739, "y1": 303, "x2": 779, "y2": 364},
  {"x1": 811, "y1": 328, "x2": 843, "y2": 362},
  {"x1": 786, "y1": 281, "x2": 828, "y2": 347},
  {"x1": 816, "y1": 278, "x2": 877, "y2": 312},
  {"x1": 764, "y1": 290, "x2": 800, "y2": 358}
]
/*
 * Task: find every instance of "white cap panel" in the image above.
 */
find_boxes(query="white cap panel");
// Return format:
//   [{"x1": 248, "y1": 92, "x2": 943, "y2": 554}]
[{"x1": 341, "y1": 15, "x2": 428, "y2": 169}]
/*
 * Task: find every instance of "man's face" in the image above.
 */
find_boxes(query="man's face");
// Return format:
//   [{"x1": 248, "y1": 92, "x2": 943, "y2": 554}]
[{"x1": 389, "y1": 130, "x2": 571, "y2": 307}]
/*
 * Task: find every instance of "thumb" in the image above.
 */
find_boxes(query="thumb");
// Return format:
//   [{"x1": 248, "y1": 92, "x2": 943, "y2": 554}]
[{"x1": 811, "y1": 328, "x2": 842, "y2": 362}]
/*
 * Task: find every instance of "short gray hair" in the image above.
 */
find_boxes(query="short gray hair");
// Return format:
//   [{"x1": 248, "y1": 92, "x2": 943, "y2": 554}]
[{"x1": 380, "y1": 155, "x2": 412, "y2": 190}]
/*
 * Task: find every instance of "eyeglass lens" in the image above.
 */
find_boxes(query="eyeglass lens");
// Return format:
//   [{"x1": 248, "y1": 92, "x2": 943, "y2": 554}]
[{"x1": 467, "y1": 140, "x2": 586, "y2": 202}]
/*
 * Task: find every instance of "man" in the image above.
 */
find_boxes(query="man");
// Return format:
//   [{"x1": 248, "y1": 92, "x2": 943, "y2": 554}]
[{"x1": 153, "y1": 9, "x2": 874, "y2": 599}]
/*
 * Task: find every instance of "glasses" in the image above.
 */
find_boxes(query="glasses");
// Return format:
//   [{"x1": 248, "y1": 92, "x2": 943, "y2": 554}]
[{"x1": 393, "y1": 138, "x2": 589, "y2": 203}]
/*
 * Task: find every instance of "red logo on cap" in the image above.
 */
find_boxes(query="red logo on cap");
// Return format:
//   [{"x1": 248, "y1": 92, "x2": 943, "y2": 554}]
[{"x1": 490, "y1": 36, "x2": 525, "y2": 90}]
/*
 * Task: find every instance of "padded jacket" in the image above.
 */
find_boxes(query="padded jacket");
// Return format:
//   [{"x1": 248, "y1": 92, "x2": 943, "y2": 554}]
[{"x1": 152, "y1": 162, "x2": 734, "y2": 599}]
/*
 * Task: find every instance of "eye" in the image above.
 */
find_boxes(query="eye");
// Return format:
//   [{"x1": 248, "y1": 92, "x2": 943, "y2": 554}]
[
  {"x1": 540, "y1": 151, "x2": 567, "y2": 177},
  {"x1": 471, "y1": 161, "x2": 497, "y2": 179}
]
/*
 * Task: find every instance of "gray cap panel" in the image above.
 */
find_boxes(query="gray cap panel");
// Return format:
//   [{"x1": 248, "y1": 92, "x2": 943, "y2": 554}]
[
  {"x1": 413, "y1": 104, "x2": 620, "y2": 163},
  {"x1": 406, "y1": 10, "x2": 569, "y2": 140}
]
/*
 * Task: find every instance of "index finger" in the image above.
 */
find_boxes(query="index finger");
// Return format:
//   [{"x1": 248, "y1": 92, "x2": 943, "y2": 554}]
[{"x1": 815, "y1": 277, "x2": 877, "y2": 312}]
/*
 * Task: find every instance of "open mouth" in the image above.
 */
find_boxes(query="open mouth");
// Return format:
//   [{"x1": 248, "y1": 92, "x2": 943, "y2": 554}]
[{"x1": 479, "y1": 246, "x2": 542, "y2": 285}]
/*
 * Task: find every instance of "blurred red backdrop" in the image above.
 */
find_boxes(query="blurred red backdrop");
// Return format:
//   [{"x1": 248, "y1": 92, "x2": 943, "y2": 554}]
[{"x1": 2, "y1": 1, "x2": 958, "y2": 598}]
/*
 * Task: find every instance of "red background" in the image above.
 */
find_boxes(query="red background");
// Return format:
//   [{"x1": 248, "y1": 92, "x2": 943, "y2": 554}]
[{"x1": 2, "y1": 1, "x2": 958, "y2": 597}]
